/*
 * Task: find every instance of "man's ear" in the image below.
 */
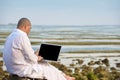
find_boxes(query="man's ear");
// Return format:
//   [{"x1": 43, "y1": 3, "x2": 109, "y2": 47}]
[
  {"x1": 24, "y1": 26, "x2": 27, "y2": 29},
  {"x1": 24, "y1": 26, "x2": 27, "y2": 30}
]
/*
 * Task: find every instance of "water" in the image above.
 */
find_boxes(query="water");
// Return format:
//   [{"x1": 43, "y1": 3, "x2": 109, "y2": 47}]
[
  {"x1": 0, "y1": 25, "x2": 120, "y2": 53},
  {"x1": 60, "y1": 53, "x2": 120, "y2": 69},
  {"x1": 0, "y1": 25, "x2": 120, "y2": 70}
]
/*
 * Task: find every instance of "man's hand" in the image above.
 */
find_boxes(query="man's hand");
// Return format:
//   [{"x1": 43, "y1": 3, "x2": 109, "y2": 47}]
[
  {"x1": 37, "y1": 56, "x2": 43, "y2": 62},
  {"x1": 35, "y1": 49, "x2": 39, "y2": 56}
]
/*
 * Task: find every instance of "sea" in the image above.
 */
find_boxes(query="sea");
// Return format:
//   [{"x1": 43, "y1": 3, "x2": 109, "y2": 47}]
[{"x1": 0, "y1": 25, "x2": 120, "y2": 70}]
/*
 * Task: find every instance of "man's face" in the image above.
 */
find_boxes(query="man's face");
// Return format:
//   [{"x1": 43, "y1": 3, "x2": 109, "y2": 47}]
[{"x1": 25, "y1": 25, "x2": 31, "y2": 35}]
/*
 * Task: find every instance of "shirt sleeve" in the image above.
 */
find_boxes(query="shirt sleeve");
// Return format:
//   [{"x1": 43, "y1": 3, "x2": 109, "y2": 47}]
[{"x1": 20, "y1": 34, "x2": 38, "y2": 64}]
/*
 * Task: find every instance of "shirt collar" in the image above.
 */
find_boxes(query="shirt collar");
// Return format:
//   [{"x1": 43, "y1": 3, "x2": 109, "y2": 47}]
[{"x1": 14, "y1": 29, "x2": 27, "y2": 35}]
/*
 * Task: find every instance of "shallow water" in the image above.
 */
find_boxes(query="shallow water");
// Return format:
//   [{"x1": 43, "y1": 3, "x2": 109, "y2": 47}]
[
  {"x1": 1, "y1": 25, "x2": 120, "y2": 53},
  {"x1": 1, "y1": 53, "x2": 120, "y2": 71},
  {"x1": 59, "y1": 53, "x2": 120, "y2": 71},
  {"x1": 0, "y1": 25, "x2": 120, "y2": 70}
]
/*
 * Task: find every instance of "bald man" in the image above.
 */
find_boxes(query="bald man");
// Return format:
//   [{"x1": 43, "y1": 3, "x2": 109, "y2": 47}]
[{"x1": 3, "y1": 18, "x2": 75, "y2": 80}]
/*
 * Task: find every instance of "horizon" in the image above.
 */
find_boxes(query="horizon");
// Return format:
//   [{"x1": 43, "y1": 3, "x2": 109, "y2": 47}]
[
  {"x1": 0, "y1": 23, "x2": 120, "y2": 26},
  {"x1": 0, "y1": 0, "x2": 120, "y2": 25}
]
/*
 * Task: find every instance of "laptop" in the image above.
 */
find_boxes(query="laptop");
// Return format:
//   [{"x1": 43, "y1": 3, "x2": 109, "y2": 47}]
[{"x1": 39, "y1": 43, "x2": 61, "y2": 61}]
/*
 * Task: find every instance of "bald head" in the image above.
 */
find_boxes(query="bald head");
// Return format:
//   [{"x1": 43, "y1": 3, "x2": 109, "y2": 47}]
[
  {"x1": 17, "y1": 18, "x2": 31, "y2": 35},
  {"x1": 17, "y1": 18, "x2": 31, "y2": 28}
]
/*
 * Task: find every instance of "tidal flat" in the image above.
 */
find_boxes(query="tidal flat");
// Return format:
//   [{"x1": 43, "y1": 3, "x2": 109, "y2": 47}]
[
  {"x1": 0, "y1": 53, "x2": 120, "y2": 80},
  {"x1": 0, "y1": 25, "x2": 120, "y2": 79}
]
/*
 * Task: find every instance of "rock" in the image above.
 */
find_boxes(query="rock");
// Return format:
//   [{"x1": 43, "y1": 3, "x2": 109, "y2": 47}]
[
  {"x1": 88, "y1": 61, "x2": 95, "y2": 65},
  {"x1": 102, "y1": 58, "x2": 110, "y2": 66},
  {"x1": 115, "y1": 78, "x2": 120, "y2": 80},
  {"x1": 116, "y1": 63, "x2": 120, "y2": 67},
  {"x1": 0, "y1": 61, "x2": 3, "y2": 67},
  {"x1": 0, "y1": 53, "x2": 3, "y2": 57},
  {"x1": 95, "y1": 61, "x2": 102, "y2": 65},
  {"x1": 110, "y1": 67, "x2": 117, "y2": 71},
  {"x1": 76, "y1": 59, "x2": 84, "y2": 65}
]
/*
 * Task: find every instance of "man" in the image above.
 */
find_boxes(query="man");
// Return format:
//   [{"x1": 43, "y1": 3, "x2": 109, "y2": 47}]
[{"x1": 3, "y1": 18, "x2": 75, "y2": 80}]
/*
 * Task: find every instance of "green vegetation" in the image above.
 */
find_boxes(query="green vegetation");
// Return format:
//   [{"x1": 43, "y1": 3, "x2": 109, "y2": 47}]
[
  {"x1": 66, "y1": 50, "x2": 120, "y2": 53},
  {"x1": 0, "y1": 58, "x2": 120, "y2": 80},
  {"x1": 47, "y1": 41, "x2": 120, "y2": 45},
  {"x1": 49, "y1": 58, "x2": 120, "y2": 80},
  {"x1": 30, "y1": 41, "x2": 120, "y2": 45},
  {"x1": 0, "y1": 53, "x2": 2, "y2": 57}
]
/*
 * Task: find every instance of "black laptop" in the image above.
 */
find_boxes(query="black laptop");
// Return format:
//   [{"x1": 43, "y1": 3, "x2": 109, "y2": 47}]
[{"x1": 39, "y1": 43, "x2": 61, "y2": 61}]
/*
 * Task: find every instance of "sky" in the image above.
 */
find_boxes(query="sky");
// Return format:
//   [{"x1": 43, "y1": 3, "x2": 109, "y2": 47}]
[{"x1": 0, "y1": 0, "x2": 120, "y2": 25}]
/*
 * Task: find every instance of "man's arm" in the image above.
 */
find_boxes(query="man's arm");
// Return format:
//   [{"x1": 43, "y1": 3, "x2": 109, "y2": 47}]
[
  {"x1": 21, "y1": 35, "x2": 38, "y2": 64},
  {"x1": 35, "y1": 49, "x2": 43, "y2": 62}
]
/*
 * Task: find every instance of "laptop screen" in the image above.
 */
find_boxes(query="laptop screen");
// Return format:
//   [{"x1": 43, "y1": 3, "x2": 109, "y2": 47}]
[{"x1": 39, "y1": 43, "x2": 61, "y2": 61}]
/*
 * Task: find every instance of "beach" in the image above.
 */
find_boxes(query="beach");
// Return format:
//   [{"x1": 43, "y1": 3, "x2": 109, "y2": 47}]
[
  {"x1": 0, "y1": 25, "x2": 120, "y2": 68},
  {"x1": 0, "y1": 25, "x2": 120, "y2": 79}
]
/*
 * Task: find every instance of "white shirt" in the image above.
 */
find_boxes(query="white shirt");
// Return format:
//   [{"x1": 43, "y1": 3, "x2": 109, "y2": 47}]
[{"x1": 3, "y1": 29, "x2": 43, "y2": 78}]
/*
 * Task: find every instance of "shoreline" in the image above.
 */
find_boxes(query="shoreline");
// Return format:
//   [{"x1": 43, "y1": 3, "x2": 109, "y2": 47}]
[
  {"x1": 1, "y1": 53, "x2": 120, "y2": 70},
  {"x1": 0, "y1": 54, "x2": 120, "y2": 80}
]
